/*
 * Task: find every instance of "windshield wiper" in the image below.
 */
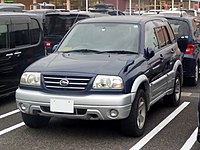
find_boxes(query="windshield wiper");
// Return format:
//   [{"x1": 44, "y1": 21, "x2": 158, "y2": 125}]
[
  {"x1": 62, "y1": 49, "x2": 101, "y2": 53},
  {"x1": 97, "y1": 50, "x2": 138, "y2": 54}
]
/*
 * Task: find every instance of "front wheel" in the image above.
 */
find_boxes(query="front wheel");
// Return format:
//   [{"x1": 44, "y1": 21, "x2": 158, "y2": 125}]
[
  {"x1": 164, "y1": 72, "x2": 181, "y2": 107},
  {"x1": 21, "y1": 113, "x2": 50, "y2": 128},
  {"x1": 121, "y1": 89, "x2": 147, "y2": 137}
]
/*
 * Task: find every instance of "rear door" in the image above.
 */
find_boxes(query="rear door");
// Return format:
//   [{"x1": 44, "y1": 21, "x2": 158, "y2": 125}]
[
  {"x1": 0, "y1": 16, "x2": 19, "y2": 95},
  {"x1": 10, "y1": 15, "x2": 44, "y2": 77}
]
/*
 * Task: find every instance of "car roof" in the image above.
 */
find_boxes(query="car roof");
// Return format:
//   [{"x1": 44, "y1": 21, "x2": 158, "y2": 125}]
[
  {"x1": 78, "y1": 16, "x2": 168, "y2": 24},
  {"x1": 45, "y1": 11, "x2": 108, "y2": 17},
  {"x1": 164, "y1": 15, "x2": 198, "y2": 22}
]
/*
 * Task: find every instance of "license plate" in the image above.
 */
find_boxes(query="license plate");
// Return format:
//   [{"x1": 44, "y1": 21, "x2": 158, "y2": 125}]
[{"x1": 50, "y1": 99, "x2": 74, "y2": 113}]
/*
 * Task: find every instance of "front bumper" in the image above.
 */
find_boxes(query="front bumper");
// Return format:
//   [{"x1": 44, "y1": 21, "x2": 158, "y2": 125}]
[{"x1": 16, "y1": 88, "x2": 135, "y2": 120}]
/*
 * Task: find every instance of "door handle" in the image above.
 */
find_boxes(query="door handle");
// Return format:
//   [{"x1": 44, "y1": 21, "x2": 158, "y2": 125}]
[
  {"x1": 159, "y1": 54, "x2": 164, "y2": 63},
  {"x1": 6, "y1": 53, "x2": 13, "y2": 58},
  {"x1": 14, "y1": 51, "x2": 22, "y2": 55},
  {"x1": 14, "y1": 51, "x2": 22, "y2": 57}
]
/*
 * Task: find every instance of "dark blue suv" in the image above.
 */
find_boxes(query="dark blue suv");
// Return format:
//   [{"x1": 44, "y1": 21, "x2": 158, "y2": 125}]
[
  {"x1": 16, "y1": 16, "x2": 184, "y2": 137},
  {"x1": 166, "y1": 16, "x2": 200, "y2": 85}
]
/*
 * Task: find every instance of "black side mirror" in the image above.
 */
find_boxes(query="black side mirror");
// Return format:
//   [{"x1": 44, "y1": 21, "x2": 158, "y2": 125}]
[
  {"x1": 177, "y1": 37, "x2": 188, "y2": 53},
  {"x1": 144, "y1": 48, "x2": 155, "y2": 60}
]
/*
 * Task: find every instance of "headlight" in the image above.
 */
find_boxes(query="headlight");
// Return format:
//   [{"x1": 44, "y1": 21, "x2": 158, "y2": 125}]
[
  {"x1": 20, "y1": 72, "x2": 41, "y2": 86},
  {"x1": 93, "y1": 75, "x2": 124, "y2": 89}
]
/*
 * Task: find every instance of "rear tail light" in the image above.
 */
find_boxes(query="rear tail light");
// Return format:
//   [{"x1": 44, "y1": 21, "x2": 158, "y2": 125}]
[
  {"x1": 44, "y1": 41, "x2": 53, "y2": 47},
  {"x1": 184, "y1": 44, "x2": 195, "y2": 55}
]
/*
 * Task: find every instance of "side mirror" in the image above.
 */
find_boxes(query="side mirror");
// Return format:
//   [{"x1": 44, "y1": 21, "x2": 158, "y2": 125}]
[
  {"x1": 144, "y1": 48, "x2": 155, "y2": 60},
  {"x1": 177, "y1": 37, "x2": 188, "y2": 53}
]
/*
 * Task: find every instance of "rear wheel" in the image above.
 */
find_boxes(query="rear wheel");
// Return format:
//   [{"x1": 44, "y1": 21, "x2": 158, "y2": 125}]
[
  {"x1": 190, "y1": 63, "x2": 199, "y2": 86},
  {"x1": 164, "y1": 72, "x2": 181, "y2": 106},
  {"x1": 22, "y1": 113, "x2": 50, "y2": 128},
  {"x1": 121, "y1": 89, "x2": 147, "y2": 137}
]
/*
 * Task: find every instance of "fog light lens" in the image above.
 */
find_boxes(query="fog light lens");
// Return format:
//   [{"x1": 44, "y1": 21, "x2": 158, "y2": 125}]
[
  {"x1": 20, "y1": 103, "x2": 27, "y2": 111},
  {"x1": 110, "y1": 109, "x2": 118, "y2": 117}
]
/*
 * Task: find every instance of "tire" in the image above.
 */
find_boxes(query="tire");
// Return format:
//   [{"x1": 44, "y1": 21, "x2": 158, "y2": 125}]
[
  {"x1": 190, "y1": 63, "x2": 199, "y2": 86},
  {"x1": 22, "y1": 113, "x2": 50, "y2": 128},
  {"x1": 121, "y1": 89, "x2": 147, "y2": 137},
  {"x1": 164, "y1": 72, "x2": 181, "y2": 107}
]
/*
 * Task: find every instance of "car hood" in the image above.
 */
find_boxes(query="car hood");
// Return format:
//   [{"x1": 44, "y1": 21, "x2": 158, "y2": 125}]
[{"x1": 27, "y1": 53, "x2": 139, "y2": 75}]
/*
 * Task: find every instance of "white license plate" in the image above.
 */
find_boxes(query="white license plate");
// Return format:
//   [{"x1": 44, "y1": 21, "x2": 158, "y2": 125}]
[{"x1": 50, "y1": 99, "x2": 74, "y2": 113}]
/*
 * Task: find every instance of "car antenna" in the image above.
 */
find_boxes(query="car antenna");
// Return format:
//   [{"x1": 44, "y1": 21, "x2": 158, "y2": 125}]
[{"x1": 73, "y1": 12, "x2": 80, "y2": 25}]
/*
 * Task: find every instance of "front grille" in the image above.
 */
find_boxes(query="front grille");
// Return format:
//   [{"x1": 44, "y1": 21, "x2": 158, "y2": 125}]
[{"x1": 43, "y1": 75, "x2": 92, "y2": 91}]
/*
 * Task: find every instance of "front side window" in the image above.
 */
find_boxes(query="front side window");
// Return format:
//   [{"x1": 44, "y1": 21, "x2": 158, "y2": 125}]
[
  {"x1": 145, "y1": 21, "x2": 159, "y2": 51},
  {"x1": 0, "y1": 24, "x2": 8, "y2": 49},
  {"x1": 57, "y1": 23, "x2": 140, "y2": 53}
]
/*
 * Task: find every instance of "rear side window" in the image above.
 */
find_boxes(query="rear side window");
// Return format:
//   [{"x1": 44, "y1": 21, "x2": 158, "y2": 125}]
[
  {"x1": 0, "y1": 24, "x2": 8, "y2": 49},
  {"x1": 30, "y1": 19, "x2": 40, "y2": 44},
  {"x1": 154, "y1": 26, "x2": 171, "y2": 48},
  {"x1": 13, "y1": 23, "x2": 30, "y2": 46}
]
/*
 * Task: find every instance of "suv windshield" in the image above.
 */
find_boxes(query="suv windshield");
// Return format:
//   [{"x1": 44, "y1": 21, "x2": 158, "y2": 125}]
[
  {"x1": 44, "y1": 14, "x2": 89, "y2": 36},
  {"x1": 168, "y1": 19, "x2": 190, "y2": 39},
  {"x1": 57, "y1": 23, "x2": 140, "y2": 53}
]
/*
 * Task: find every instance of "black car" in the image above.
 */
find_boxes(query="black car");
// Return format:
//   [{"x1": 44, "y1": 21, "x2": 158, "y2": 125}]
[
  {"x1": 16, "y1": 16, "x2": 185, "y2": 137},
  {"x1": 0, "y1": 12, "x2": 44, "y2": 98},
  {"x1": 166, "y1": 16, "x2": 200, "y2": 85},
  {"x1": 43, "y1": 11, "x2": 108, "y2": 54}
]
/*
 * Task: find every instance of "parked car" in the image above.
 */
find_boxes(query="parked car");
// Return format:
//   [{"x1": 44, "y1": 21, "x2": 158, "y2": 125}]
[
  {"x1": 26, "y1": 9, "x2": 60, "y2": 23},
  {"x1": 0, "y1": 12, "x2": 44, "y2": 98},
  {"x1": 43, "y1": 11, "x2": 108, "y2": 54},
  {"x1": 0, "y1": 6, "x2": 23, "y2": 12},
  {"x1": 165, "y1": 16, "x2": 200, "y2": 85},
  {"x1": 16, "y1": 16, "x2": 185, "y2": 137},
  {"x1": 159, "y1": 10, "x2": 188, "y2": 16}
]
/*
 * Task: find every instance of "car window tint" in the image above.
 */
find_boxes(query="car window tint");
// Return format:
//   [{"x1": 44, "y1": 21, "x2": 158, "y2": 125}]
[
  {"x1": 162, "y1": 26, "x2": 170, "y2": 44},
  {"x1": 45, "y1": 15, "x2": 88, "y2": 36},
  {"x1": 168, "y1": 19, "x2": 189, "y2": 39},
  {"x1": 30, "y1": 19, "x2": 40, "y2": 44},
  {"x1": 166, "y1": 22, "x2": 175, "y2": 42},
  {"x1": 155, "y1": 27, "x2": 166, "y2": 48},
  {"x1": 13, "y1": 23, "x2": 30, "y2": 46},
  {"x1": 0, "y1": 24, "x2": 8, "y2": 49},
  {"x1": 145, "y1": 21, "x2": 159, "y2": 51}
]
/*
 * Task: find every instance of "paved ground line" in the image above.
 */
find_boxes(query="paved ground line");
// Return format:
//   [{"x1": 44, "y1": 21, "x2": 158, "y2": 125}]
[
  {"x1": 130, "y1": 102, "x2": 190, "y2": 150},
  {"x1": 180, "y1": 127, "x2": 198, "y2": 150},
  {"x1": 0, "y1": 109, "x2": 20, "y2": 119},
  {"x1": 0, "y1": 122, "x2": 25, "y2": 136}
]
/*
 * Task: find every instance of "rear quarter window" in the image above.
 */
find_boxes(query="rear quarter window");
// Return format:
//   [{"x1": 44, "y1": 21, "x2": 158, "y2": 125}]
[
  {"x1": 0, "y1": 24, "x2": 8, "y2": 49},
  {"x1": 30, "y1": 19, "x2": 40, "y2": 44}
]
